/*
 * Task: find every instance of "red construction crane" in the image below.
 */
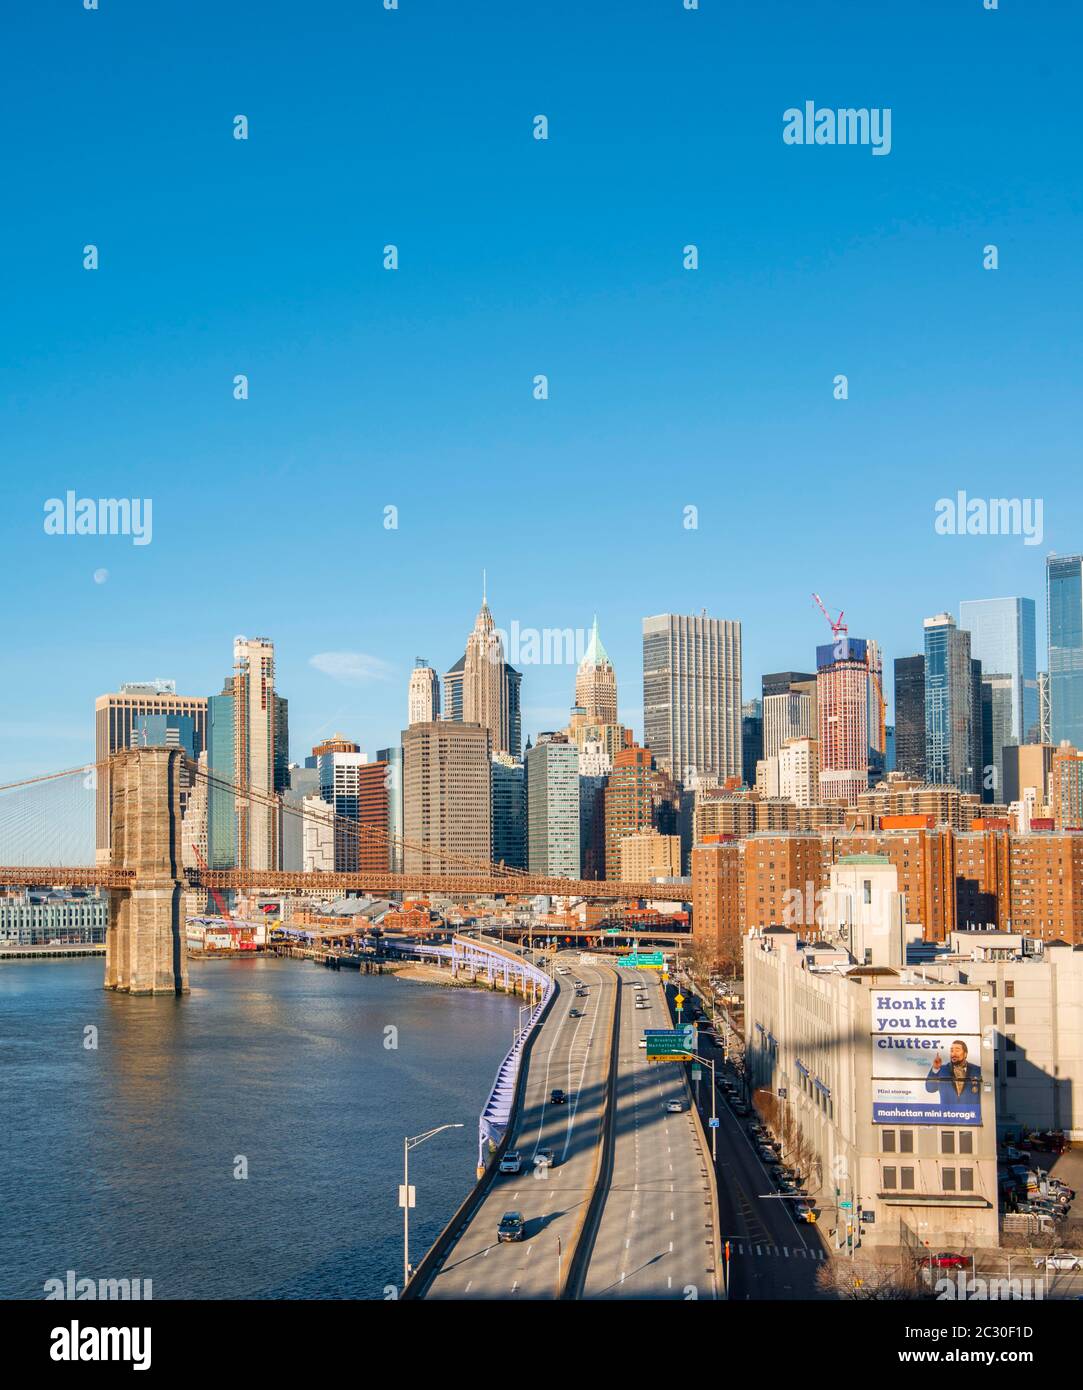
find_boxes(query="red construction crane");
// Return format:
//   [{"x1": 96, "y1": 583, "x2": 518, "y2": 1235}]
[{"x1": 811, "y1": 593, "x2": 847, "y2": 638}]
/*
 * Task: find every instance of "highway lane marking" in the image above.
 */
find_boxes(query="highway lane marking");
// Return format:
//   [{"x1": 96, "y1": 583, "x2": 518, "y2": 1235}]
[
  {"x1": 465, "y1": 1281, "x2": 472, "y2": 1292},
  {"x1": 559, "y1": 964, "x2": 608, "y2": 1163}
]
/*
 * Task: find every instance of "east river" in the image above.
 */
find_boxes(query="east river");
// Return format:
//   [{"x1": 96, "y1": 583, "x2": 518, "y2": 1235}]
[{"x1": 0, "y1": 956, "x2": 518, "y2": 1298}]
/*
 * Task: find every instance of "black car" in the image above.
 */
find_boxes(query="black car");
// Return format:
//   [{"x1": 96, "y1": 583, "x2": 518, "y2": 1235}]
[
  {"x1": 550, "y1": 1088, "x2": 567, "y2": 1104},
  {"x1": 497, "y1": 1211, "x2": 525, "y2": 1242},
  {"x1": 569, "y1": 1008, "x2": 582, "y2": 1018}
]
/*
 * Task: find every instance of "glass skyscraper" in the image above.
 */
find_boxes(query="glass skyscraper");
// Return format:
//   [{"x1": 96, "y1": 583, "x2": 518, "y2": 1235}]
[
  {"x1": 959, "y1": 596, "x2": 1038, "y2": 746},
  {"x1": 1047, "y1": 556, "x2": 1083, "y2": 750},
  {"x1": 206, "y1": 691, "x2": 236, "y2": 868},
  {"x1": 924, "y1": 614, "x2": 976, "y2": 792}
]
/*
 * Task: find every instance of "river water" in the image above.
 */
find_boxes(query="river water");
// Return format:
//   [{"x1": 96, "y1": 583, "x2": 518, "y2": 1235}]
[{"x1": 0, "y1": 956, "x2": 518, "y2": 1299}]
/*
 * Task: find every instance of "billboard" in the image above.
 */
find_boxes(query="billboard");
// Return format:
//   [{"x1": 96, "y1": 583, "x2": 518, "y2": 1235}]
[{"x1": 870, "y1": 989, "x2": 983, "y2": 1126}]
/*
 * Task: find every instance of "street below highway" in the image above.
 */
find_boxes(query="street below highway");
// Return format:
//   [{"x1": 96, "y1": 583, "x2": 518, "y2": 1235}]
[{"x1": 670, "y1": 979, "x2": 828, "y2": 1299}]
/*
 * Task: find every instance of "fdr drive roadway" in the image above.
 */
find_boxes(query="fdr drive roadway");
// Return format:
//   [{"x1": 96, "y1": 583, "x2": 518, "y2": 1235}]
[{"x1": 416, "y1": 953, "x2": 721, "y2": 1300}]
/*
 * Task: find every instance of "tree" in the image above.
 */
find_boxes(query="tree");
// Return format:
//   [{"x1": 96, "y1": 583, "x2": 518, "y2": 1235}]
[{"x1": 816, "y1": 1252, "x2": 923, "y2": 1301}]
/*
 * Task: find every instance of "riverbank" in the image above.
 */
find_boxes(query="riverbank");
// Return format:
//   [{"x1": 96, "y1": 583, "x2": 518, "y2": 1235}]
[{"x1": 387, "y1": 960, "x2": 521, "y2": 993}]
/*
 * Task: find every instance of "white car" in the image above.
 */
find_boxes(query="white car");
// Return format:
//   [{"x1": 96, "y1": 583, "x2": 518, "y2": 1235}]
[
  {"x1": 665, "y1": 1100, "x2": 684, "y2": 1113},
  {"x1": 1034, "y1": 1253, "x2": 1081, "y2": 1270},
  {"x1": 499, "y1": 1151, "x2": 522, "y2": 1174}
]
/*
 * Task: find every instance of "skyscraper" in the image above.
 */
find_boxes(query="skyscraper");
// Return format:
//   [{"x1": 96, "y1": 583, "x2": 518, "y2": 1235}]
[
  {"x1": 959, "y1": 597, "x2": 1038, "y2": 746},
  {"x1": 463, "y1": 593, "x2": 508, "y2": 754},
  {"x1": 924, "y1": 614, "x2": 976, "y2": 793},
  {"x1": 443, "y1": 589, "x2": 520, "y2": 758},
  {"x1": 1047, "y1": 555, "x2": 1083, "y2": 749},
  {"x1": 574, "y1": 616, "x2": 618, "y2": 724},
  {"x1": 893, "y1": 655, "x2": 926, "y2": 781},
  {"x1": 206, "y1": 687, "x2": 236, "y2": 869},
  {"x1": 642, "y1": 612, "x2": 742, "y2": 783},
  {"x1": 491, "y1": 752, "x2": 526, "y2": 870},
  {"x1": 402, "y1": 721, "x2": 491, "y2": 873},
  {"x1": 741, "y1": 699, "x2": 762, "y2": 788},
  {"x1": 762, "y1": 690, "x2": 814, "y2": 760},
  {"x1": 526, "y1": 734, "x2": 580, "y2": 877},
  {"x1": 816, "y1": 637, "x2": 870, "y2": 805},
  {"x1": 980, "y1": 672, "x2": 1013, "y2": 804},
  {"x1": 231, "y1": 636, "x2": 287, "y2": 870},
  {"x1": 408, "y1": 659, "x2": 440, "y2": 726},
  {"x1": 94, "y1": 683, "x2": 208, "y2": 862},
  {"x1": 314, "y1": 735, "x2": 366, "y2": 872},
  {"x1": 604, "y1": 744, "x2": 654, "y2": 879},
  {"x1": 376, "y1": 746, "x2": 404, "y2": 873}
]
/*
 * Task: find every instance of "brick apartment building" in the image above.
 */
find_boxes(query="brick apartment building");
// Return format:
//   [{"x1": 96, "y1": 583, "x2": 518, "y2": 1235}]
[{"x1": 692, "y1": 825, "x2": 1083, "y2": 968}]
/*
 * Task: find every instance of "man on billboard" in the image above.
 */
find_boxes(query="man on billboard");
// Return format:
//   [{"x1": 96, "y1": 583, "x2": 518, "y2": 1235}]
[{"x1": 925, "y1": 1039, "x2": 981, "y2": 1101}]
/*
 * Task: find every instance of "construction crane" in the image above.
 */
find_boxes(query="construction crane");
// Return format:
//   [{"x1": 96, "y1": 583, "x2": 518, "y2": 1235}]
[{"x1": 811, "y1": 593, "x2": 847, "y2": 638}]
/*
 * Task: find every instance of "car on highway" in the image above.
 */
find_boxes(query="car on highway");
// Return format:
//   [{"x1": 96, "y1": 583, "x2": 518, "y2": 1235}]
[
  {"x1": 534, "y1": 1149, "x2": 556, "y2": 1170},
  {"x1": 550, "y1": 1088, "x2": 567, "y2": 1105},
  {"x1": 927, "y1": 1251, "x2": 969, "y2": 1269},
  {"x1": 665, "y1": 1100, "x2": 684, "y2": 1113},
  {"x1": 497, "y1": 1211, "x2": 525, "y2": 1242},
  {"x1": 732, "y1": 1102, "x2": 750, "y2": 1116},
  {"x1": 569, "y1": 1008, "x2": 583, "y2": 1018},
  {"x1": 499, "y1": 1151, "x2": 522, "y2": 1174},
  {"x1": 1034, "y1": 1253, "x2": 1081, "y2": 1270},
  {"x1": 793, "y1": 1202, "x2": 816, "y2": 1223},
  {"x1": 635, "y1": 999, "x2": 650, "y2": 1009}
]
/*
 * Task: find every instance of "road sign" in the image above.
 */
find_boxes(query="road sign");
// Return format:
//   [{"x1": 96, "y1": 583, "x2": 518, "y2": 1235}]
[
  {"x1": 604, "y1": 928, "x2": 620, "y2": 935},
  {"x1": 645, "y1": 1025, "x2": 695, "y2": 1058},
  {"x1": 674, "y1": 992, "x2": 685, "y2": 1009},
  {"x1": 691, "y1": 1067, "x2": 702, "y2": 1081},
  {"x1": 617, "y1": 950, "x2": 665, "y2": 969},
  {"x1": 398, "y1": 1185, "x2": 416, "y2": 1209},
  {"x1": 709, "y1": 1117, "x2": 720, "y2": 1129},
  {"x1": 839, "y1": 1200, "x2": 853, "y2": 1210}
]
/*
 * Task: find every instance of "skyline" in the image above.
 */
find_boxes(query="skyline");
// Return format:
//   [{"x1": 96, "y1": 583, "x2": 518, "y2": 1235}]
[{"x1": 1, "y1": 568, "x2": 1064, "y2": 781}]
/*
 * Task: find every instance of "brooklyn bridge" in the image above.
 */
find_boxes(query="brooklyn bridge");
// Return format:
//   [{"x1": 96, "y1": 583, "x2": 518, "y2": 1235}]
[{"x1": 0, "y1": 745, "x2": 680, "y2": 996}]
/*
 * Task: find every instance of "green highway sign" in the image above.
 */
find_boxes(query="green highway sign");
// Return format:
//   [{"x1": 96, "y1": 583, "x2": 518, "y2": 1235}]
[
  {"x1": 604, "y1": 928, "x2": 620, "y2": 935},
  {"x1": 644, "y1": 1025, "x2": 695, "y2": 1057},
  {"x1": 617, "y1": 950, "x2": 666, "y2": 969}
]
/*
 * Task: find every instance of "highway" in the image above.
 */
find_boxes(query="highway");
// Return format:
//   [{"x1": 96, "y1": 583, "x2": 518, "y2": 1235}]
[
  {"x1": 423, "y1": 953, "x2": 618, "y2": 1298},
  {"x1": 584, "y1": 968, "x2": 720, "y2": 1299}
]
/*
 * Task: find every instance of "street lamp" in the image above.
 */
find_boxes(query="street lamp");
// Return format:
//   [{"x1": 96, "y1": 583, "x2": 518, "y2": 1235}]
[{"x1": 402, "y1": 1123, "x2": 464, "y2": 1289}]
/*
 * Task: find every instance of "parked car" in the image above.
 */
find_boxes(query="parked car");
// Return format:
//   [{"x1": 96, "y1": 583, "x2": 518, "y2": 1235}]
[
  {"x1": 550, "y1": 1088, "x2": 567, "y2": 1105},
  {"x1": 928, "y1": 1252, "x2": 969, "y2": 1269},
  {"x1": 499, "y1": 1151, "x2": 522, "y2": 1174},
  {"x1": 497, "y1": 1211, "x2": 525, "y2": 1242},
  {"x1": 1034, "y1": 1253, "x2": 1081, "y2": 1270}
]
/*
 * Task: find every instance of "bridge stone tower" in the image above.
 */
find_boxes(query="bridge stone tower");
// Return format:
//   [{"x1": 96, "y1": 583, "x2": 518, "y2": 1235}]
[{"x1": 105, "y1": 745, "x2": 190, "y2": 996}]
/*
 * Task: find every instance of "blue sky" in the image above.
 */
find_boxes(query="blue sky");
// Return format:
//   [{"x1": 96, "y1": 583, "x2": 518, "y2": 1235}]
[{"x1": 2, "y1": 0, "x2": 1081, "y2": 782}]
